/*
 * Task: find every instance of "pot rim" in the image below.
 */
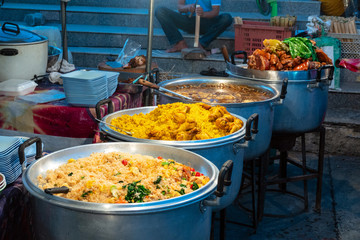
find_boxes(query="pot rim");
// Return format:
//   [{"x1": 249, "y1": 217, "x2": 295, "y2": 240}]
[
  {"x1": 0, "y1": 39, "x2": 48, "y2": 46},
  {"x1": 226, "y1": 62, "x2": 333, "y2": 82},
  {"x1": 22, "y1": 142, "x2": 219, "y2": 214},
  {"x1": 100, "y1": 106, "x2": 247, "y2": 148},
  {"x1": 156, "y1": 76, "x2": 281, "y2": 106}
]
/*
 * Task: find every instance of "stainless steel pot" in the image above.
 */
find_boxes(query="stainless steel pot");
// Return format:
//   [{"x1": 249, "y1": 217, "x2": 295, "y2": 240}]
[
  {"x1": 0, "y1": 22, "x2": 48, "y2": 82},
  {"x1": 226, "y1": 51, "x2": 334, "y2": 134},
  {"x1": 98, "y1": 106, "x2": 257, "y2": 211},
  {"x1": 21, "y1": 138, "x2": 235, "y2": 240},
  {"x1": 156, "y1": 77, "x2": 284, "y2": 160}
]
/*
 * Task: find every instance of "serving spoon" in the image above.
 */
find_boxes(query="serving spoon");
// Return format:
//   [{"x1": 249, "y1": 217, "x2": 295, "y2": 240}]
[
  {"x1": 95, "y1": 118, "x2": 133, "y2": 136},
  {"x1": 137, "y1": 79, "x2": 193, "y2": 101}
]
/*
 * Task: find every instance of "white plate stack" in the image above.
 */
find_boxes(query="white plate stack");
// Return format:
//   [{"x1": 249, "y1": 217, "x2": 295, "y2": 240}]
[
  {"x1": 0, "y1": 136, "x2": 43, "y2": 185},
  {"x1": 0, "y1": 136, "x2": 23, "y2": 184},
  {"x1": 61, "y1": 70, "x2": 119, "y2": 107},
  {"x1": 0, "y1": 172, "x2": 6, "y2": 192},
  {"x1": 90, "y1": 70, "x2": 119, "y2": 97}
]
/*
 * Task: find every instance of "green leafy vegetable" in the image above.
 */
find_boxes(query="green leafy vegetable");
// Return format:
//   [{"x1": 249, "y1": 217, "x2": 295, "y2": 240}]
[
  {"x1": 68, "y1": 172, "x2": 73, "y2": 176},
  {"x1": 114, "y1": 172, "x2": 121, "y2": 176},
  {"x1": 153, "y1": 176, "x2": 162, "y2": 184},
  {"x1": 180, "y1": 184, "x2": 187, "y2": 188},
  {"x1": 283, "y1": 37, "x2": 317, "y2": 60},
  {"x1": 161, "y1": 161, "x2": 175, "y2": 166},
  {"x1": 81, "y1": 191, "x2": 93, "y2": 198},
  {"x1": 124, "y1": 181, "x2": 151, "y2": 203},
  {"x1": 191, "y1": 182, "x2": 199, "y2": 191},
  {"x1": 176, "y1": 188, "x2": 185, "y2": 195}
]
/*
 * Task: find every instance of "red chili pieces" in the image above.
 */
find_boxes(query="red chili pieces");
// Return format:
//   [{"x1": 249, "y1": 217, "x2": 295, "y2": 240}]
[{"x1": 122, "y1": 159, "x2": 128, "y2": 166}]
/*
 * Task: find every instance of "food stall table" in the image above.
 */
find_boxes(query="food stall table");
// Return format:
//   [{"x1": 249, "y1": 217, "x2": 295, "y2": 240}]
[
  {"x1": 0, "y1": 80, "x2": 143, "y2": 239},
  {"x1": 0, "y1": 80, "x2": 143, "y2": 149}
]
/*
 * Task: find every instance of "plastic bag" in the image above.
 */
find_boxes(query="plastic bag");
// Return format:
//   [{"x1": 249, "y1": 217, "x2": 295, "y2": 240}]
[
  {"x1": 306, "y1": 16, "x2": 331, "y2": 37},
  {"x1": 116, "y1": 38, "x2": 141, "y2": 66},
  {"x1": 336, "y1": 59, "x2": 360, "y2": 73}
]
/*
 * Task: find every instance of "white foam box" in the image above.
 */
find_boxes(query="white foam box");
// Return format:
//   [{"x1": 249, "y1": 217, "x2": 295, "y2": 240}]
[{"x1": 0, "y1": 79, "x2": 38, "y2": 96}]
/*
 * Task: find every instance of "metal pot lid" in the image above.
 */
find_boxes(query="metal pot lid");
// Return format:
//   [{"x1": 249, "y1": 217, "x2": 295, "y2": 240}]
[{"x1": 0, "y1": 22, "x2": 47, "y2": 45}]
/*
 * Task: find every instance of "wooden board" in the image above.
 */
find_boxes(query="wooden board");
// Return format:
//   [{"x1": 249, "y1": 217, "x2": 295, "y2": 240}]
[{"x1": 97, "y1": 61, "x2": 158, "y2": 73}]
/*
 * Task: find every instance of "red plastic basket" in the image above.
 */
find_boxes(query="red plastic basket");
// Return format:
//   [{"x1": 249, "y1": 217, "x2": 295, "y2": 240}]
[{"x1": 234, "y1": 21, "x2": 294, "y2": 57}]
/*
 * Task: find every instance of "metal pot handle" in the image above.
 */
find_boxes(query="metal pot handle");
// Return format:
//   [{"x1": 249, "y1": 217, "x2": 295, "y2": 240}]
[
  {"x1": 150, "y1": 68, "x2": 160, "y2": 84},
  {"x1": 231, "y1": 51, "x2": 248, "y2": 65},
  {"x1": 280, "y1": 78, "x2": 288, "y2": 100},
  {"x1": 244, "y1": 113, "x2": 259, "y2": 141},
  {"x1": 233, "y1": 113, "x2": 259, "y2": 153},
  {"x1": 95, "y1": 98, "x2": 114, "y2": 119},
  {"x1": 316, "y1": 65, "x2": 334, "y2": 83},
  {"x1": 1, "y1": 22, "x2": 20, "y2": 35},
  {"x1": 271, "y1": 78, "x2": 288, "y2": 106},
  {"x1": 202, "y1": 160, "x2": 234, "y2": 208},
  {"x1": 18, "y1": 137, "x2": 43, "y2": 172},
  {"x1": 214, "y1": 160, "x2": 234, "y2": 197}
]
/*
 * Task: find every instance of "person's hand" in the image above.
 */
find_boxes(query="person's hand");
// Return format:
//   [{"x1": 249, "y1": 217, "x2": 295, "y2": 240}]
[
  {"x1": 195, "y1": 6, "x2": 204, "y2": 17},
  {"x1": 188, "y1": 4, "x2": 196, "y2": 14}
]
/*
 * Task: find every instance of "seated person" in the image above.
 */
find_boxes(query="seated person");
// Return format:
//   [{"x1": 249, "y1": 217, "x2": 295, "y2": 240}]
[{"x1": 155, "y1": 0, "x2": 232, "y2": 53}]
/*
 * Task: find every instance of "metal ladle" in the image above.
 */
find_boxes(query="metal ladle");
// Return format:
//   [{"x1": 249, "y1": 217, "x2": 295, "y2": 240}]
[
  {"x1": 95, "y1": 118, "x2": 133, "y2": 136},
  {"x1": 137, "y1": 79, "x2": 193, "y2": 101}
]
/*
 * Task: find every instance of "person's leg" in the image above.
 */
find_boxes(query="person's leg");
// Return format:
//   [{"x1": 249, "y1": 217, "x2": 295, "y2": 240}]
[
  {"x1": 198, "y1": 13, "x2": 233, "y2": 48},
  {"x1": 155, "y1": 6, "x2": 195, "y2": 52}
]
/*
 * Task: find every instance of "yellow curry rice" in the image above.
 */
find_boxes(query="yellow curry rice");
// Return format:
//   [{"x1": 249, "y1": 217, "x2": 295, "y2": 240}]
[
  {"x1": 110, "y1": 102, "x2": 243, "y2": 140},
  {"x1": 38, "y1": 152, "x2": 210, "y2": 203}
]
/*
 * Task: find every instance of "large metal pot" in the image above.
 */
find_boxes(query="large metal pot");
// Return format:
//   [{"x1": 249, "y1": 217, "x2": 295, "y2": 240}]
[
  {"x1": 21, "y1": 138, "x2": 235, "y2": 240},
  {"x1": 98, "y1": 105, "x2": 257, "y2": 211},
  {"x1": 0, "y1": 22, "x2": 48, "y2": 82},
  {"x1": 156, "y1": 77, "x2": 285, "y2": 160},
  {"x1": 226, "y1": 51, "x2": 334, "y2": 134}
]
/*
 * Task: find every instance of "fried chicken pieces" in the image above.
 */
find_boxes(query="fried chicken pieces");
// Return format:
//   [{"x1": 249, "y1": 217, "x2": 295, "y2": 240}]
[
  {"x1": 247, "y1": 47, "x2": 332, "y2": 71},
  {"x1": 123, "y1": 55, "x2": 146, "y2": 69}
]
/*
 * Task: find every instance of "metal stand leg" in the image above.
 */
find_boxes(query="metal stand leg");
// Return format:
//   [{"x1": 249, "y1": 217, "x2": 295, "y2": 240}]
[
  {"x1": 315, "y1": 126, "x2": 325, "y2": 212},
  {"x1": 279, "y1": 151, "x2": 288, "y2": 192},
  {"x1": 210, "y1": 212, "x2": 216, "y2": 240},
  {"x1": 251, "y1": 158, "x2": 257, "y2": 229},
  {"x1": 301, "y1": 133, "x2": 309, "y2": 211},
  {"x1": 220, "y1": 209, "x2": 226, "y2": 240},
  {"x1": 257, "y1": 149, "x2": 270, "y2": 221}
]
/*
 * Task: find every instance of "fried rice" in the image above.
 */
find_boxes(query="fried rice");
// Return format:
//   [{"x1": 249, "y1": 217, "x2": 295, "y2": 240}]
[{"x1": 38, "y1": 151, "x2": 210, "y2": 203}]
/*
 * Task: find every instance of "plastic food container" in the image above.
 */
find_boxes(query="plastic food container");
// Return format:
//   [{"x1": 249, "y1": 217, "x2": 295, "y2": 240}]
[{"x1": 0, "y1": 79, "x2": 38, "y2": 96}]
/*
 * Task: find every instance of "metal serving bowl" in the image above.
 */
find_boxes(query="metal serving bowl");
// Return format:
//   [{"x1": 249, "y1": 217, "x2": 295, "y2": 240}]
[
  {"x1": 98, "y1": 106, "x2": 257, "y2": 211},
  {"x1": 226, "y1": 54, "x2": 334, "y2": 134},
  {"x1": 22, "y1": 140, "x2": 230, "y2": 240},
  {"x1": 156, "y1": 76, "x2": 283, "y2": 160}
]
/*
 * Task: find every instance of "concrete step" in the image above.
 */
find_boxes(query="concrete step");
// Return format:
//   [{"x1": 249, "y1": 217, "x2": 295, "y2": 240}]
[
  {"x1": 3, "y1": 0, "x2": 321, "y2": 16},
  {"x1": 0, "y1": 20, "x2": 235, "y2": 52},
  {"x1": 0, "y1": 3, "x2": 311, "y2": 29},
  {"x1": 69, "y1": 47, "x2": 228, "y2": 74}
]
